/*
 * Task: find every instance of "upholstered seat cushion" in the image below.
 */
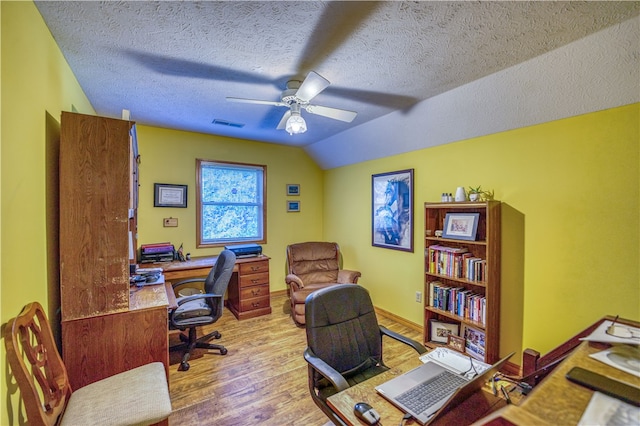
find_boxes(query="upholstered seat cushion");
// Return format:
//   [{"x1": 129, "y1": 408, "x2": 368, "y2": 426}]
[
  {"x1": 61, "y1": 362, "x2": 172, "y2": 426},
  {"x1": 173, "y1": 297, "x2": 211, "y2": 319},
  {"x1": 291, "y1": 283, "x2": 340, "y2": 304}
]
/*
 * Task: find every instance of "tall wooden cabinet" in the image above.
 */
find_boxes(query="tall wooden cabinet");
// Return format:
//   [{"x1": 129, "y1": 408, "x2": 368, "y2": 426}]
[
  {"x1": 59, "y1": 112, "x2": 168, "y2": 391},
  {"x1": 423, "y1": 201, "x2": 501, "y2": 364}
]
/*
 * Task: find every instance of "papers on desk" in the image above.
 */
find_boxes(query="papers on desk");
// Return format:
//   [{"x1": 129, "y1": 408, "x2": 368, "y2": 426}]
[
  {"x1": 580, "y1": 321, "x2": 640, "y2": 345},
  {"x1": 578, "y1": 392, "x2": 640, "y2": 426},
  {"x1": 590, "y1": 346, "x2": 640, "y2": 378},
  {"x1": 136, "y1": 267, "x2": 164, "y2": 274},
  {"x1": 419, "y1": 347, "x2": 491, "y2": 378}
]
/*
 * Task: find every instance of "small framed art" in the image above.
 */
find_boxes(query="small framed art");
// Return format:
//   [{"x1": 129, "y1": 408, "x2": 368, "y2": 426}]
[
  {"x1": 430, "y1": 320, "x2": 460, "y2": 343},
  {"x1": 462, "y1": 324, "x2": 486, "y2": 361},
  {"x1": 287, "y1": 200, "x2": 300, "y2": 212},
  {"x1": 286, "y1": 184, "x2": 300, "y2": 196},
  {"x1": 442, "y1": 212, "x2": 479, "y2": 241},
  {"x1": 447, "y1": 335, "x2": 466, "y2": 354},
  {"x1": 154, "y1": 183, "x2": 187, "y2": 208}
]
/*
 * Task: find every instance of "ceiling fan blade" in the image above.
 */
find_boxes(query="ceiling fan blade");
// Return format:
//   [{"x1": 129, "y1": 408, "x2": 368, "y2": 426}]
[
  {"x1": 305, "y1": 104, "x2": 357, "y2": 123},
  {"x1": 276, "y1": 110, "x2": 292, "y2": 130},
  {"x1": 295, "y1": 71, "x2": 330, "y2": 102},
  {"x1": 226, "y1": 97, "x2": 287, "y2": 107}
]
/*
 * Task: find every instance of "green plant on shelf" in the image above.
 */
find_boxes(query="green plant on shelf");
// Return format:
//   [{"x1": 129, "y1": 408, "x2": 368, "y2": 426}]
[{"x1": 468, "y1": 186, "x2": 494, "y2": 201}]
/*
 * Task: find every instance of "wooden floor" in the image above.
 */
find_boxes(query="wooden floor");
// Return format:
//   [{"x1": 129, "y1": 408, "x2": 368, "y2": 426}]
[{"x1": 168, "y1": 291, "x2": 422, "y2": 425}]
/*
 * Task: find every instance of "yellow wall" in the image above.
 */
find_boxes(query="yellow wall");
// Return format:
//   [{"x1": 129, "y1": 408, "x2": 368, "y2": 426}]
[
  {"x1": 1, "y1": 2, "x2": 95, "y2": 424},
  {"x1": 136, "y1": 125, "x2": 324, "y2": 292},
  {"x1": 324, "y1": 104, "x2": 640, "y2": 361}
]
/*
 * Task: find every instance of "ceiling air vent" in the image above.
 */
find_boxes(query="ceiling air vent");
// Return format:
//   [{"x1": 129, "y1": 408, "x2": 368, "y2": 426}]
[{"x1": 212, "y1": 119, "x2": 244, "y2": 128}]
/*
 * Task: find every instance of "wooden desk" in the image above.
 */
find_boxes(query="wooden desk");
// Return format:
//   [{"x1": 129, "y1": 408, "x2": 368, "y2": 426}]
[
  {"x1": 476, "y1": 321, "x2": 640, "y2": 425},
  {"x1": 62, "y1": 282, "x2": 172, "y2": 391},
  {"x1": 160, "y1": 255, "x2": 272, "y2": 320},
  {"x1": 327, "y1": 357, "x2": 506, "y2": 425}
]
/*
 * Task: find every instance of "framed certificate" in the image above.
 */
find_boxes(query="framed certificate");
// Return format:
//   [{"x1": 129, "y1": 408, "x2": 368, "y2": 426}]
[{"x1": 154, "y1": 183, "x2": 187, "y2": 208}]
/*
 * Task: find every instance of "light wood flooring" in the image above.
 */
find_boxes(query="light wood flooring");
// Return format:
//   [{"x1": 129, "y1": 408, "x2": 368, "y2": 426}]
[{"x1": 167, "y1": 291, "x2": 422, "y2": 425}]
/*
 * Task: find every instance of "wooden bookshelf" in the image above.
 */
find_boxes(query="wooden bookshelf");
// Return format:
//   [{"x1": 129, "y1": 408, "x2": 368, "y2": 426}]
[{"x1": 423, "y1": 201, "x2": 501, "y2": 364}]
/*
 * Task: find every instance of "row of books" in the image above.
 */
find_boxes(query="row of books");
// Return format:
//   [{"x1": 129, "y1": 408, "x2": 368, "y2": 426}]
[
  {"x1": 426, "y1": 245, "x2": 487, "y2": 282},
  {"x1": 428, "y1": 281, "x2": 486, "y2": 326}
]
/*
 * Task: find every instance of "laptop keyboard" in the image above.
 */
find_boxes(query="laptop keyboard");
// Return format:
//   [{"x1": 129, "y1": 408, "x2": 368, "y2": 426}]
[{"x1": 396, "y1": 370, "x2": 468, "y2": 415}]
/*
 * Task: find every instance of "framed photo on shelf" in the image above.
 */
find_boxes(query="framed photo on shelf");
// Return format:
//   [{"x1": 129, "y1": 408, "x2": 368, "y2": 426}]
[
  {"x1": 154, "y1": 183, "x2": 187, "y2": 208},
  {"x1": 371, "y1": 169, "x2": 414, "y2": 252},
  {"x1": 286, "y1": 200, "x2": 300, "y2": 212},
  {"x1": 430, "y1": 320, "x2": 460, "y2": 344},
  {"x1": 286, "y1": 184, "x2": 300, "y2": 196},
  {"x1": 462, "y1": 324, "x2": 486, "y2": 361},
  {"x1": 442, "y1": 212, "x2": 479, "y2": 241},
  {"x1": 447, "y1": 335, "x2": 465, "y2": 354}
]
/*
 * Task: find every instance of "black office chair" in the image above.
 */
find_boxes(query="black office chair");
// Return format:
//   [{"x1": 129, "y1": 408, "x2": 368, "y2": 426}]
[
  {"x1": 304, "y1": 284, "x2": 428, "y2": 425},
  {"x1": 169, "y1": 249, "x2": 236, "y2": 371}
]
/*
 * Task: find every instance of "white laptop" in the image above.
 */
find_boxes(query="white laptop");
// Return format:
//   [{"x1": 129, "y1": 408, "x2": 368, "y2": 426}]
[{"x1": 375, "y1": 352, "x2": 514, "y2": 425}]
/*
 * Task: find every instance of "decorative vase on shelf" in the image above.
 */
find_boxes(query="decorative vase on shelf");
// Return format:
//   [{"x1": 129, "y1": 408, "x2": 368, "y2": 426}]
[
  {"x1": 469, "y1": 193, "x2": 480, "y2": 201},
  {"x1": 454, "y1": 186, "x2": 466, "y2": 202}
]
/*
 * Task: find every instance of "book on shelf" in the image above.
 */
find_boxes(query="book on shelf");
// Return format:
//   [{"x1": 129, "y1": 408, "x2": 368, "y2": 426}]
[{"x1": 427, "y1": 281, "x2": 487, "y2": 327}]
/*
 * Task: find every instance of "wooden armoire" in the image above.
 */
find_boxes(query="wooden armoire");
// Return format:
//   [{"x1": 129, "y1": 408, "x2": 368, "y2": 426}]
[{"x1": 59, "y1": 112, "x2": 169, "y2": 390}]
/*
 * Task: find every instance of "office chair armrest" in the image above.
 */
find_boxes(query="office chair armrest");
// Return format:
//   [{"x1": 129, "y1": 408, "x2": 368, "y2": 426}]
[
  {"x1": 285, "y1": 274, "x2": 305, "y2": 290},
  {"x1": 337, "y1": 269, "x2": 361, "y2": 284},
  {"x1": 171, "y1": 278, "x2": 206, "y2": 289},
  {"x1": 304, "y1": 348, "x2": 350, "y2": 392},
  {"x1": 175, "y1": 292, "x2": 222, "y2": 306},
  {"x1": 380, "y1": 325, "x2": 428, "y2": 355}
]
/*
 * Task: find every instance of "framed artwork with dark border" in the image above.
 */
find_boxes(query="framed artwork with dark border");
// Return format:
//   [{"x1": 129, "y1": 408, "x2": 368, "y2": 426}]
[
  {"x1": 371, "y1": 169, "x2": 414, "y2": 252},
  {"x1": 154, "y1": 183, "x2": 187, "y2": 208},
  {"x1": 287, "y1": 200, "x2": 300, "y2": 212},
  {"x1": 430, "y1": 320, "x2": 459, "y2": 344},
  {"x1": 286, "y1": 184, "x2": 300, "y2": 196},
  {"x1": 442, "y1": 212, "x2": 480, "y2": 241}
]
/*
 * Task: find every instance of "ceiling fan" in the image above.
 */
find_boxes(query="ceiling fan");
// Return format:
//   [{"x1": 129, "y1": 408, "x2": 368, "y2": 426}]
[{"x1": 226, "y1": 71, "x2": 357, "y2": 135}]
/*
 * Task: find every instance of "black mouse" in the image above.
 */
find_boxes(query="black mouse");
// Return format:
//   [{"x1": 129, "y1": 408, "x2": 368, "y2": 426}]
[{"x1": 354, "y1": 402, "x2": 381, "y2": 425}]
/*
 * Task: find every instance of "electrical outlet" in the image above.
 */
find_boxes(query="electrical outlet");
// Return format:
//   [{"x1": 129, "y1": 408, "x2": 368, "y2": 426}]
[{"x1": 415, "y1": 291, "x2": 422, "y2": 303}]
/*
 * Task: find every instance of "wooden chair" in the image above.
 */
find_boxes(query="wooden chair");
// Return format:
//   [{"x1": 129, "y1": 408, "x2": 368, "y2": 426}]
[{"x1": 4, "y1": 301, "x2": 172, "y2": 426}]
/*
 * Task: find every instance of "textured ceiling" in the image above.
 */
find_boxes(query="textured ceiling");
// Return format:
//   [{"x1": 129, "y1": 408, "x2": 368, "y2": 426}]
[{"x1": 36, "y1": 1, "x2": 640, "y2": 148}]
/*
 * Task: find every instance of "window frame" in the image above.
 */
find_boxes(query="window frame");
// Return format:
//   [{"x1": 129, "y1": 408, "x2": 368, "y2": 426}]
[{"x1": 196, "y1": 159, "x2": 267, "y2": 248}]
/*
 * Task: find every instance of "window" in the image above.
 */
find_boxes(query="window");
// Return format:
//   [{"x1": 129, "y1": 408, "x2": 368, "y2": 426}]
[{"x1": 197, "y1": 159, "x2": 266, "y2": 247}]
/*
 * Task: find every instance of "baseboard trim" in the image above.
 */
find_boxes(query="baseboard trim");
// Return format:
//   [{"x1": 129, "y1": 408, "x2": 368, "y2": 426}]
[{"x1": 374, "y1": 306, "x2": 423, "y2": 334}]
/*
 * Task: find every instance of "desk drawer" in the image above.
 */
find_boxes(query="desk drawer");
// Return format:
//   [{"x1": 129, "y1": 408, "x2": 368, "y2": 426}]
[
  {"x1": 239, "y1": 271, "x2": 269, "y2": 288},
  {"x1": 239, "y1": 260, "x2": 269, "y2": 275},
  {"x1": 239, "y1": 283, "x2": 269, "y2": 300},
  {"x1": 239, "y1": 295, "x2": 270, "y2": 312}
]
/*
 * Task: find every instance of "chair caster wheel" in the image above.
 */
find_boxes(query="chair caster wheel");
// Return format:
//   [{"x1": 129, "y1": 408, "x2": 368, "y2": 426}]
[
  {"x1": 213, "y1": 331, "x2": 221, "y2": 339},
  {"x1": 179, "y1": 361, "x2": 190, "y2": 371},
  {"x1": 220, "y1": 348, "x2": 228, "y2": 355}
]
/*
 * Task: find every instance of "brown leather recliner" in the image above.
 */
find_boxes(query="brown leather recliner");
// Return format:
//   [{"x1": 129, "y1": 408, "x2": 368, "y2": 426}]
[{"x1": 285, "y1": 241, "x2": 361, "y2": 326}]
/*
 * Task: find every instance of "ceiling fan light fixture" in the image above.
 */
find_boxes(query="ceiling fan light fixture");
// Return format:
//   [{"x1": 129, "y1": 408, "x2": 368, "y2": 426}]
[{"x1": 285, "y1": 112, "x2": 307, "y2": 135}]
